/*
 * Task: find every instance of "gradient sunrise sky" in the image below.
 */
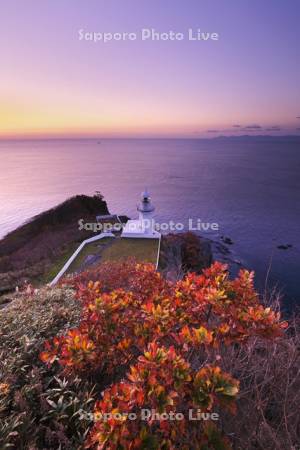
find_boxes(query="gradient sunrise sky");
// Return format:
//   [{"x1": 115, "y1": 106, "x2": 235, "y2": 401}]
[{"x1": 1, "y1": 0, "x2": 300, "y2": 138}]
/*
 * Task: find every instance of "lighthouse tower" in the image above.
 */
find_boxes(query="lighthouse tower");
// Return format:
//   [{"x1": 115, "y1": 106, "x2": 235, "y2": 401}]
[
  {"x1": 137, "y1": 189, "x2": 155, "y2": 234},
  {"x1": 122, "y1": 189, "x2": 160, "y2": 239}
]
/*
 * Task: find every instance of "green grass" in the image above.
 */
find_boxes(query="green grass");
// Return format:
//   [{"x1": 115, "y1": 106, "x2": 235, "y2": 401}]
[
  {"x1": 46, "y1": 237, "x2": 160, "y2": 281},
  {"x1": 66, "y1": 238, "x2": 113, "y2": 274},
  {"x1": 39, "y1": 243, "x2": 79, "y2": 284},
  {"x1": 100, "y1": 238, "x2": 159, "y2": 265}
]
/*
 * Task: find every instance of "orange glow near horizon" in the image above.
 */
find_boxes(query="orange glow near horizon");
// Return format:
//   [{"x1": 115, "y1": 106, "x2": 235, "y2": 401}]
[
  {"x1": 1, "y1": 1, "x2": 300, "y2": 139},
  {"x1": 1, "y1": 94, "x2": 299, "y2": 139},
  {"x1": 1, "y1": 81, "x2": 299, "y2": 138}
]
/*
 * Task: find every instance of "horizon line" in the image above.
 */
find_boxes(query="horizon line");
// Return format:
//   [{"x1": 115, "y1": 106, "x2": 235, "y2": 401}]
[
  {"x1": 0, "y1": 134, "x2": 300, "y2": 142},
  {"x1": 1, "y1": 134, "x2": 300, "y2": 141}
]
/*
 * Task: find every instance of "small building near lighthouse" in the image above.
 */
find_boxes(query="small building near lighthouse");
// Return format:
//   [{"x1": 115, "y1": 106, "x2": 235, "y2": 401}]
[{"x1": 122, "y1": 189, "x2": 161, "y2": 239}]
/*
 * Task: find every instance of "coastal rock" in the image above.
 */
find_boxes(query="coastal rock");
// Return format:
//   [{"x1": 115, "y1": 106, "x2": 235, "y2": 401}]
[
  {"x1": 277, "y1": 244, "x2": 292, "y2": 250},
  {"x1": 220, "y1": 236, "x2": 234, "y2": 245},
  {"x1": 158, "y1": 232, "x2": 212, "y2": 280}
]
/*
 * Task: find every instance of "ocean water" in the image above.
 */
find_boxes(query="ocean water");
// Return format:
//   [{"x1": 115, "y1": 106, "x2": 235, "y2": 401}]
[{"x1": 0, "y1": 138, "x2": 299, "y2": 310}]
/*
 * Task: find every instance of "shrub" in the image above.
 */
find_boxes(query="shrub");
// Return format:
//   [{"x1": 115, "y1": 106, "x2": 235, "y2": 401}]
[{"x1": 40, "y1": 262, "x2": 287, "y2": 449}]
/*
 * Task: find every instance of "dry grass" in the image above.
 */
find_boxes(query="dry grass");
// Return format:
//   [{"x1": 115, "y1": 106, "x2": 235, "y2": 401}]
[
  {"x1": 0, "y1": 287, "x2": 94, "y2": 449},
  {"x1": 0, "y1": 286, "x2": 81, "y2": 362},
  {"x1": 218, "y1": 292, "x2": 300, "y2": 450}
]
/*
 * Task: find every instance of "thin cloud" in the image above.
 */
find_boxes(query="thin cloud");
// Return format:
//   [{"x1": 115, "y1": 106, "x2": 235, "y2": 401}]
[
  {"x1": 244, "y1": 124, "x2": 262, "y2": 130},
  {"x1": 265, "y1": 126, "x2": 281, "y2": 131},
  {"x1": 206, "y1": 129, "x2": 220, "y2": 133},
  {"x1": 232, "y1": 125, "x2": 241, "y2": 128}
]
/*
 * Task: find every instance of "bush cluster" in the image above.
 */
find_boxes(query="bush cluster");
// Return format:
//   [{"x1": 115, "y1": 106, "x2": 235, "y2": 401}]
[{"x1": 39, "y1": 262, "x2": 287, "y2": 449}]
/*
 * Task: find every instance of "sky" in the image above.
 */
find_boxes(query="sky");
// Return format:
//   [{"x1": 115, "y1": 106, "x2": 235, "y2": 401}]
[{"x1": 0, "y1": 0, "x2": 300, "y2": 138}]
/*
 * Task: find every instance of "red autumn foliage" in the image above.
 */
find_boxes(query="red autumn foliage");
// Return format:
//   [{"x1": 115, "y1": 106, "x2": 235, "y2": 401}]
[{"x1": 40, "y1": 261, "x2": 287, "y2": 449}]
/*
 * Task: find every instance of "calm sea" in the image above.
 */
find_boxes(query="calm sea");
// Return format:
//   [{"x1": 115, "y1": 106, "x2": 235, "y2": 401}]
[{"x1": 0, "y1": 138, "x2": 299, "y2": 310}]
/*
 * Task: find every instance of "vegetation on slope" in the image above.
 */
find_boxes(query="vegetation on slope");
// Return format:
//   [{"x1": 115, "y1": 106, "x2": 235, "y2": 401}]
[
  {"x1": 1, "y1": 260, "x2": 298, "y2": 449},
  {"x1": 0, "y1": 194, "x2": 109, "y2": 294}
]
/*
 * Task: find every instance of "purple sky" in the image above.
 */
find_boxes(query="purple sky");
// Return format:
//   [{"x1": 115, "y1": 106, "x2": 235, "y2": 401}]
[{"x1": 1, "y1": 0, "x2": 300, "y2": 137}]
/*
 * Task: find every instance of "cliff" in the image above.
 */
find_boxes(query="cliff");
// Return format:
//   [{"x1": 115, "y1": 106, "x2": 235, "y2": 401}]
[{"x1": 0, "y1": 194, "x2": 109, "y2": 295}]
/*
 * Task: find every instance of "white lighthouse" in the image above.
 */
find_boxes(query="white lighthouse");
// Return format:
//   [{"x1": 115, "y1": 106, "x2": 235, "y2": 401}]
[
  {"x1": 137, "y1": 189, "x2": 155, "y2": 234},
  {"x1": 122, "y1": 189, "x2": 160, "y2": 239}
]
